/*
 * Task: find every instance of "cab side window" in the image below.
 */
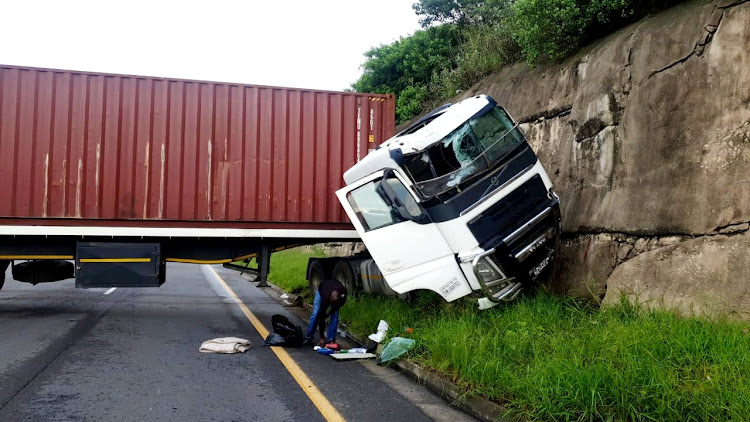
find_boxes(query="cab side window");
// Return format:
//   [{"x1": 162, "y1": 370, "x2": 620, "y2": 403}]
[{"x1": 346, "y1": 175, "x2": 420, "y2": 231}]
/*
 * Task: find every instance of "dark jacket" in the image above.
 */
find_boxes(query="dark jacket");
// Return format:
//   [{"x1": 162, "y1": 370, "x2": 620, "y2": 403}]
[
  {"x1": 318, "y1": 279, "x2": 347, "y2": 312},
  {"x1": 314, "y1": 279, "x2": 348, "y2": 338}
]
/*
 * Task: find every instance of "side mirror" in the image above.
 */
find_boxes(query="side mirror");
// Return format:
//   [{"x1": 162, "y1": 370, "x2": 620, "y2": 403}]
[{"x1": 377, "y1": 169, "x2": 428, "y2": 223}]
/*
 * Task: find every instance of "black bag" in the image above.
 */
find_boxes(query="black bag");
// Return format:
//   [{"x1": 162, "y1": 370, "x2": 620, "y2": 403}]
[
  {"x1": 263, "y1": 332, "x2": 287, "y2": 346},
  {"x1": 265, "y1": 314, "x2": 304, "y2": 347}
]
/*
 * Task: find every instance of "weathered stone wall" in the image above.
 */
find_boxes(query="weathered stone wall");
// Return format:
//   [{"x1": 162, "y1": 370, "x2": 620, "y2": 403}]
[{"x1": 455, "y1": 0, "x2": 750, "y2": 316}]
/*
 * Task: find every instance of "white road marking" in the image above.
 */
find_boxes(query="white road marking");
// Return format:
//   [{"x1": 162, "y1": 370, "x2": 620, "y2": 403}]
[{"x1": 104, "y1": 287, "x2": 117, "y2": 295}]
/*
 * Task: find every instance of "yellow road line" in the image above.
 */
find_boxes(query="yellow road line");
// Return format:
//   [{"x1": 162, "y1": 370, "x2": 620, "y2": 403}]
[
  {"x1": 206, "y1": 266, "x2": 345, "y2": 422},
  {"x1": 80, "y1": 258, "x2": 151, "y2": 263}
]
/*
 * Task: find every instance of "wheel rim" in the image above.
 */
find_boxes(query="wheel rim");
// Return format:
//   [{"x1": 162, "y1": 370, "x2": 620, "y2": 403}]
[{"x1": 333, "y1": 266, "x2": 354, "y2": 294}]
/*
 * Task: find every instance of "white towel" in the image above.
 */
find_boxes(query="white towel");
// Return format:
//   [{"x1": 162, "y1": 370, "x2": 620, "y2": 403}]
[{"x1": 199, "y1": 337, "x2": 252, "y2": 354}]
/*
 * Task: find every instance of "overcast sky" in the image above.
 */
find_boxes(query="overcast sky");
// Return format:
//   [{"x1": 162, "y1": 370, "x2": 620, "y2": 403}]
[{"x1": 0, "y1": 0, "x2": 421, "y2": 91}]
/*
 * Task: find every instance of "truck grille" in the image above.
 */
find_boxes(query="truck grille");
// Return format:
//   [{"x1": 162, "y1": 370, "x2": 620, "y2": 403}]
[{"x1": 466, "y1": 174, "x2": 549, "y2": 248}]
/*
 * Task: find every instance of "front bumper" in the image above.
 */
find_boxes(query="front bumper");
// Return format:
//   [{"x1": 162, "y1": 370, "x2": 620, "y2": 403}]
[{"x1": 470, "y1": 202, "x2": 561, "y2": 303}]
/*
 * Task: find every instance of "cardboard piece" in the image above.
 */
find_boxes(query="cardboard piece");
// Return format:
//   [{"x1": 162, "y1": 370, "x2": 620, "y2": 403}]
[{"x1": 330, "y1": 353, "x2": 377, "y2": 360}]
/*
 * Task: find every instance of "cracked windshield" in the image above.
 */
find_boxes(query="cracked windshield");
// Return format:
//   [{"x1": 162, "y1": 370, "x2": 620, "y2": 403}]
[{"x1": 408, "y1": 106, "x2": 524, "y2": 198}]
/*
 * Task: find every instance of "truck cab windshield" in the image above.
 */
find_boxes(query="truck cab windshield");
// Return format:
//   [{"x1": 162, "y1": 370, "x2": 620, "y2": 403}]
[{"x1": 403, "y1": 106, "x2": 525, "y2": 199}]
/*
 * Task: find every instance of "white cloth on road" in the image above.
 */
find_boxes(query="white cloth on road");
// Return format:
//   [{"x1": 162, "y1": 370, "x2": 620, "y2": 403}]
[{"x1": 199, "y1": 337, "x2": 251, "y2": 354}]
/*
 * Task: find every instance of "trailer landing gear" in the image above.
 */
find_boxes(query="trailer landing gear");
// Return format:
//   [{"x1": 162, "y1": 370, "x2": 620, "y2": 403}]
[{"x1": 257, "y1": 244, "x2": 270, "y2": 288}]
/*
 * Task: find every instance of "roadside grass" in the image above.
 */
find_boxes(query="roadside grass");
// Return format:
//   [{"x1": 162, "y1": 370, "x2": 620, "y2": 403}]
[
  {"x1": 267, "y1": 247, "x2": 326, "y2": 294},
  {"x1": 341, "y1": 292, "x2": 750, "y2": 421},
  {"x1": 235, "y1": 246, "x2": 326, "y2": 295},
  {"x1": 259, "y1": 251, "x2": 750, "y2": 420}
]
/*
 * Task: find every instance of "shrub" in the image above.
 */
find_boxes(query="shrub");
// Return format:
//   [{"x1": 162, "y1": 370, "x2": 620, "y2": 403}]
[
  {"x1": 509, "y1": 0, "x2": 678, "y2": 62},
  {"x1": 354, "y1": 0, "x2": 685, "y2": 124},
  {"x1": 431, "y1": 24, "x2": 520, "y2": 101}
]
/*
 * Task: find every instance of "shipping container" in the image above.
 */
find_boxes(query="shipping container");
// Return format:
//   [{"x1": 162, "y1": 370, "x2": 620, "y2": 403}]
[
  {"x1": 0, "y1": 64, "x2": 394, "y2": 282},
  {"x1": 0, "y1": 64, "x2": 395, "y2": 232}
]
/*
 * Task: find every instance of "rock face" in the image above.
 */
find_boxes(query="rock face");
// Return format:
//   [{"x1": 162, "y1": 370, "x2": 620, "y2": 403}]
[
  {"x1": 455, "y1": 0, "x2": 750, "y2": 316},
  {"x1": 603, "y1": 231, "x2": 750, "y2": 318}
]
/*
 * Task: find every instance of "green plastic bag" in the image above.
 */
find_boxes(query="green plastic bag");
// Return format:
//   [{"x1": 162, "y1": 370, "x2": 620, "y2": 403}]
[{"x1": 377, "y1": 337, "x2": 415, "y2": 365}]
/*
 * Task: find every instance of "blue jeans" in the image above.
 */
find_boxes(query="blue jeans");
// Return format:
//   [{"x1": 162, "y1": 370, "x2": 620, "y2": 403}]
[{"x1": 306, "y1": 290, "x2": 339, "y2": 341}]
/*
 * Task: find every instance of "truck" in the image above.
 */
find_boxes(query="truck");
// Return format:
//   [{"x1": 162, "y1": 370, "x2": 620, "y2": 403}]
[
  {"x1": 320, "y1": 95, "x2": 561, "y2": 309},
  {"x1": 0, "y1": 64, "x2": 560, "y2": 309}
]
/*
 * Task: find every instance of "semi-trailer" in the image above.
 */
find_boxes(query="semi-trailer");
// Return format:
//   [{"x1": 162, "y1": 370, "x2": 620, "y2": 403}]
[{"x1": 0, "y1": 64, "x2": 394, "y2": 288}]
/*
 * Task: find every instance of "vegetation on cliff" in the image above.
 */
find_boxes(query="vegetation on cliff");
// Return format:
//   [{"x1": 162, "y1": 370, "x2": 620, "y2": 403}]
[{"x1": 352, "y1": 0, "x2": 683, "y2": 123}]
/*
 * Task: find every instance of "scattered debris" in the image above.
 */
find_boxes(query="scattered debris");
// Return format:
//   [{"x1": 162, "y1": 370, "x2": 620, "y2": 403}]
[
  {"x1": 314, "y1": 345, "x2": 376, "y2": 360},
  {"x1": 314, "y1": 346, "x2": 335, "y2": 355},
  {"x1": 368, "y1": 320, "x2": 389, "y2": 343},
  {"x1": 280, "y1": 293, "x2": 301, "y2": 306},
  {"x1": 363, "y1": 340, "x2": 380, "y2": 353},
  {"x1": 199, "y1": 337, "x2": 251, "y2": 354},
  {"x1": 377, "y1": 337, "x2": 415, "y2": 365},
  {"x1": 331, "y1": 353, "x2": 376, "y2": 360}
]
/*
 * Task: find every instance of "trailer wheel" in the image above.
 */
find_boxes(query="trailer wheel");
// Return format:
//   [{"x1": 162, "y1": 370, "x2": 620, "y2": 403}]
[
  {"x1": 0, "y1": 260, "x2": 9, "y2": 291},
  {"x1": 307, "y1": 260, "x2": 325, "y2": 297},
  {"x1": 332, "y1": 260, "x2": 357, "y2": 295}
]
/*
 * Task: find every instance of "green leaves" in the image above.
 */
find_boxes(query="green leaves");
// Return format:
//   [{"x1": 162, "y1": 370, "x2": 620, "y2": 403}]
[
  {"x1": 510, "y1": 0, "x2": 637, "y2": 62},
  {"x1": 413, "y1": 0, "x2": 512, "y2": 27},
  {"x1": 353, "y1": 0, "x2": 680, "y2": 124},
  {"x1": 396, "y1": 86, "x2": 429, "y2": 123},
  {"x1": 351, "y1": 25, "x2": 459, "y2": 123}
]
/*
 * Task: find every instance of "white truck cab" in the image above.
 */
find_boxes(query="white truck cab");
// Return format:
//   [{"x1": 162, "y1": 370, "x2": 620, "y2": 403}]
[{"x1": 334, "y1": 95, "x2": 561, "y2": 309}]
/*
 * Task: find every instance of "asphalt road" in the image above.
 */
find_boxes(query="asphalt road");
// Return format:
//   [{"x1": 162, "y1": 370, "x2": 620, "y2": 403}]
[{"x1": 0, "y1": 262, "x2": 476, "y2": 422}]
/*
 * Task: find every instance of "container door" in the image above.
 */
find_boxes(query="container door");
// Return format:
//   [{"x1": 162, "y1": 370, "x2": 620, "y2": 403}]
[{"x1": 336, "y1": 170, "x2": 471, "y2": 301}]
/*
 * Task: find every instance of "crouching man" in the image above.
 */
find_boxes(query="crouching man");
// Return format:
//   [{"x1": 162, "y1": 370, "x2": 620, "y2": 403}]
[{"x1": 305, "y1": 279, "x2": 347, "y2": 347}]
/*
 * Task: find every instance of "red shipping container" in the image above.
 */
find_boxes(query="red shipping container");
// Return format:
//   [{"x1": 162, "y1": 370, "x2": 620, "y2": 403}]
[{"x1": 0, "y1": 65, "x2": 395, "y2": 230}]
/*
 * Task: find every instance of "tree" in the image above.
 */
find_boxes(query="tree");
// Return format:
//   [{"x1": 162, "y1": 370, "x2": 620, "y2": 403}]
[
  {"x1": 412, "y1": 0, "x2": 481, "y2": 26},
  {"x1": 510, "y1": 0, "x2": 634, "y2": 62},
  {"x1": 355, "y1": 0, "x2": 672, "y2": 124},
  {"x1": 351, "y1": 25, "x2": 459, "y2": 123},
  {"x1": 412, "y1": 0, "x2": 511, "y2": 27}
]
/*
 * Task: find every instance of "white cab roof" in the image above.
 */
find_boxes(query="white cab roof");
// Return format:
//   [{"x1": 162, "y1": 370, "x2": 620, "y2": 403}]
[{"x1": 343, "y1": 95, "x2": 493, "y2": 184}]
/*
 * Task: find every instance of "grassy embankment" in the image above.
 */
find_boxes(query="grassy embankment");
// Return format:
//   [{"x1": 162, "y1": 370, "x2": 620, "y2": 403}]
[{"x1": 265, "y1": 249, "x2": 750, "y2": 421}]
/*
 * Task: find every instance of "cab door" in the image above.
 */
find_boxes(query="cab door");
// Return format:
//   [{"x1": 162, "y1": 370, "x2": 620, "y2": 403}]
[{"x1": 335, "y1": 169, "x2": 471, "y2": 301}]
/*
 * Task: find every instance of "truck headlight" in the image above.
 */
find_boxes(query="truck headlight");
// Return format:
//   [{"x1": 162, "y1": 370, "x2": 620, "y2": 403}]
[
  {"x1": 471, "y1": 249, "x2": 506, "y2": 284},
  {"x1": 475, "y1": 258, "x2": 501, "y2": 282}
]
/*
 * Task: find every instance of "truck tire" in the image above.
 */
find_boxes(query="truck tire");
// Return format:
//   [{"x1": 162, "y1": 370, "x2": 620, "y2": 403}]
[
  {"x1": 0, "y1": 260, "x2": 9, "y2": 291},
  {"x1": 332, "y1": 260, "x2": 357, "y2": 294},
  {"x1": 307, "y1": 260, "x2": 326, "y2": 297}
]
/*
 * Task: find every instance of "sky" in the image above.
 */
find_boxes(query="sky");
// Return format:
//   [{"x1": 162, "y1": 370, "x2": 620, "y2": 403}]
[{"x1": 0, "y1": 0, "x2": 421, "y2": 91}]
